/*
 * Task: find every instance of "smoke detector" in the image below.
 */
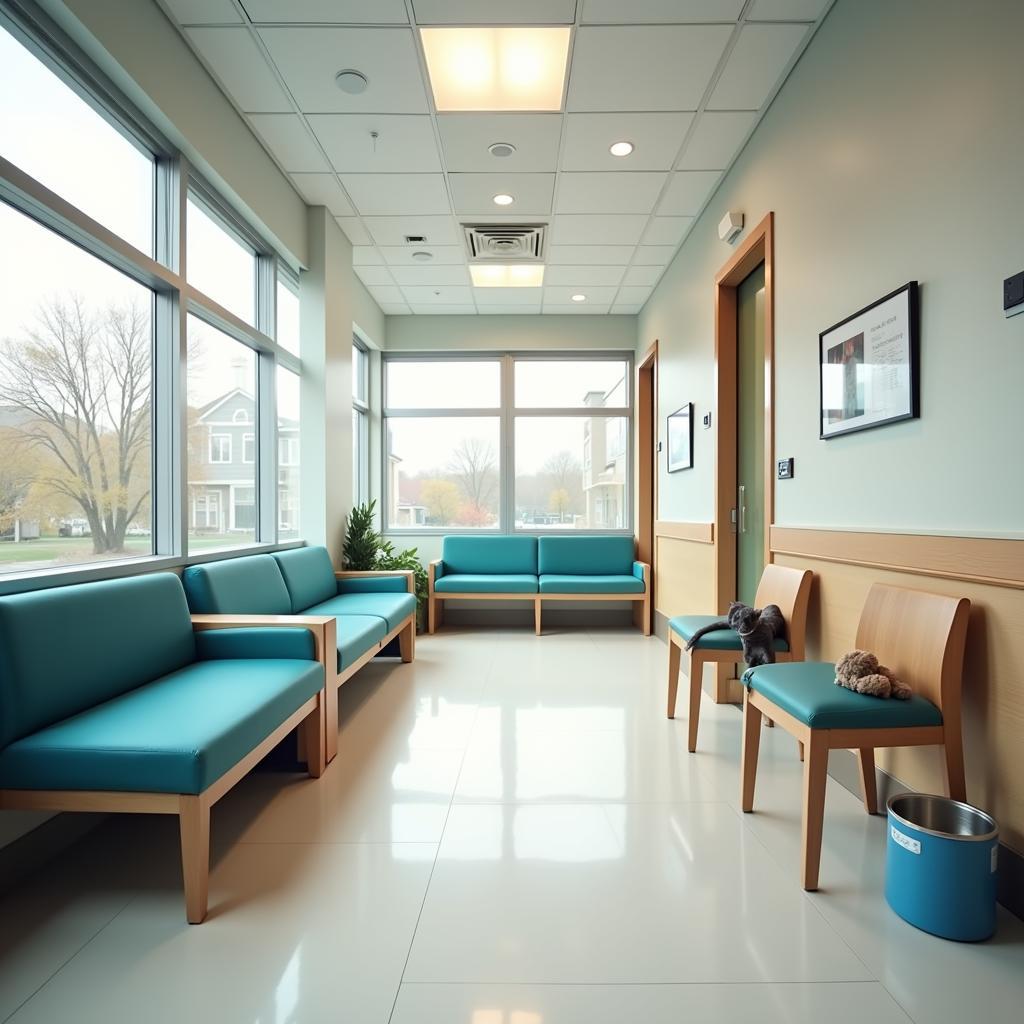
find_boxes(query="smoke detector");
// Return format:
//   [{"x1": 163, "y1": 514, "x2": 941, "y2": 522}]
[
  {"x1": 488, "y1": 142, "x2": 516, "y2": 158},
  {"x1": 335, "y1": 69, "x2": 368, "y2": 94}
]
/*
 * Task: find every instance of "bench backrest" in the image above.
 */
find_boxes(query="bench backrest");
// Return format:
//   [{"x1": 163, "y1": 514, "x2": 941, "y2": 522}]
[
  {"x1": 0, "y1": 573, "x2": 195, "y2": 747},
  {"x1": 538, "y1": 535, "x2": 634, "y2": 576},
  {"x1": 442, "y1": 536, "x2": 537, "y2": 575},
  {"x1": 183, "y1": 554, "x2": 292, "y2": 615},
  {"x1": 272, "y1": 547, "x2": 337, "y2": 611}
]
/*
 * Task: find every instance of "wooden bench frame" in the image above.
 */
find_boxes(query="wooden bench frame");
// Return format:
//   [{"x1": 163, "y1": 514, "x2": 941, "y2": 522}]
[
  {"x1": 0, "y1": 620, "x2": 328, "y2": 924},
  {"x1": 740, "y1": 583, "x2": 970, "y2": 891},
  {"x1": 191, "y1": 569, "x2": 416, "y2": 764},
  {"x1": 427, "y1": 561, "x2": 651, "y2": 636}
]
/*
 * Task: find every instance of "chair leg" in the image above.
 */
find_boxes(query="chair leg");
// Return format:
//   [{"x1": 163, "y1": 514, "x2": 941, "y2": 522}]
[
  {"x1": 797, "y1": 740, "x2": 805, "y2": 762},
  {"x1": 801, "y1": 732, "x2": 829, "y2": 891},
  {"x1": 642, "y1": 591, "x2": 651, "y2": 636},
  {"x1": 943, "y1": 730, "x2": 967, "y2": 803},
  {"x1": 687, "y1": 650, "x2": 704, "y2": 753},
  {"x1": 428, "y1": 596, "x2": 436, "y2": 634},
  {"x1": 399, "y1": 617, "x2": 415, "y2": 663},
  {"x1": 324, "y1": 676, "x2": 338, "y2": 764},
  {"x1": 179, "y1": 796, "x2": 211, "y2": 924},
  {"x1": 301, "y1": 698, "x2": 326, "y2": 779},
  {"x1": 856, "y1": 748, "x2": 877, "y2": 814},
  {"x1": 667, "y1": 636, "x2": 681, "y2": 719},
  {"x1": 740, "y1": 690, "x2": 762, "y2": 812},
  {"x1": 535, "y1": 598, "x2": 542, "y2": 636}
]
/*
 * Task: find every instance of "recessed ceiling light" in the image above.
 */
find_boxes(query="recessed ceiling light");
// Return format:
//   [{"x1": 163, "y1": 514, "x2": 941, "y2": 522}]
[
  {"x1": 334, "y1": 69, "x2": 368, "y2": 95},
  {"x1": 609, "y1": 141, "x2": 634, "y2": 157},
  {"x1": 488, "y1": 142, "x2": 516, "y2": 158},
  {"x1": 571, "y1": 293, "x2": 587, "y2": 302},
  {"x1": 411, "y1": 251, "x2": 433, "y2": 262},
  {"x1": 420, "y1": 27, "x2": 570, "y2": 112},
  {"x1": 470, "y1": 264, "x2": 545, "y2": 288},
  {"x1": 492, "y1": 193, "x2": 514, "y2": 206}
]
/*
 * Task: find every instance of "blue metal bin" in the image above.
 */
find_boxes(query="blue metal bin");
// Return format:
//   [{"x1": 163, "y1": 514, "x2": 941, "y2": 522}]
[{"x1": 886, "y1": 793, "x2": 999, "y2": 942}]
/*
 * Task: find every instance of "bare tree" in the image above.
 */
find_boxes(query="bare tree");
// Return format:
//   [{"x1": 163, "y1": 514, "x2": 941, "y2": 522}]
[
  {"x1": 0, "y1": 296, "x2": 151, "y2": 553},
  {"x1": 542, "y1": 450, "x2": 580, "y2": 491},
  {"x1": 448, "y1": 436, "x2": 497, "y2": 513}
]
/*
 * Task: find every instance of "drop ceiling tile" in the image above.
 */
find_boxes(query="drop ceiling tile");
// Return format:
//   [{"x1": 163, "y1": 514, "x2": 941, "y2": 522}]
[
  {"x1": 449, "y1": 173, "x2": 554, "y2": 217},
  {"x1": 437, "y1": 114, "x2": 562, "y2": 173},
  {"x1": 241, "y1": 0, "x2": 410, "y2": 22},
  {"x1": 408, "y1": 304, "x2": 477, "y2": 314},
  {"x1": 477, "y1": 305, "x2": 543, "y2": 314},
  {"x1": 412, "y1": 0, "x2": 576, "y2": 23},
  {"x1": 290, "y1": 173, "x2": 355, "y2": 215},
  {"x1": 368, "y1": 286, "x2": 406, "y2": 305},
  {"x1": 258, "y1": 27, "x2": 428, "y2": 113},
  {"x1": 248, "y1": 114, "x2": 329, "y2": 172},
  {"x1": 380, "y1": 245, "x2": 466, "y2": 265},
  {"x1": 543, "y1": 286, "x2": 618, "y2": 305},
  {"x1": 363, "y1": 216, "x2": 459, "y2": 247},
  {"x1": 556, "y1": 172, "x2": 666, "y2": 215},
  {"x1": 611, "y1": 303, "x2": 643, "y2": 314},
  {"x1": 707, "y1": 23, "x2": 809, "y2": 110},
  {"x1": 568, "y1": 25, "x2": 731, "y2": 112},
  {"x1": 544, "y1": 266, "x2": 626, "y2": 287},
  {"x1": 473, "y1": 288, "x2": 545, "y2": 307},
  {"x1": 336, "y1": 217, "x2": 373, "y2": 245},
  {"x1": 390, "y1": 265, "x2": 471, "y2": 287},
  {"x1": 622, "y1": 265, "x2": 663, "y2": 286},
  {"x1": 542, "y1": 303, "x2": 613, "y2": 314},
  {"x1": 164, "y1": 0, "x2": 241, "y2": 24},
  {"x1": 581, "y1": 0, "x2": 746, "y2": 22},
  {"x1": 339, "y1": 173, "x2": 449, "y2": 216},
  {"x1": 748, "y1": 0, "x2": 830, "y2": 20},
  {"x1": 634, "y1": 244, "x2": 679, "y2": 265},
  {"x1": 642, "y1": 216, "x2": 693, "y2": 245},
  {"x1": 400, "y1": 286, "x2": 474, "y2": 305},
  {"x1": 551, "y1": 215, "x2": 647, "y2": 245},
  {"x1": 307, "y1": 114, "x2": 441, "y2": 173},
  {"x1": 677, "y1": 111, "x2": 757, "y2": 169},
  {"x1": 547, "y1": 244, "x2": 637, "y2": 265},
  {"x1": 657, "y1": 170, "x2": 720, "y2": 216},
  {"x1": 352, "y1": 246, "x2": 384, "y2": 265},
  {"x1": 561, "y1": 113, "x2": 694, "y2": 171},
  {"x1": 380, "y1": 303, "x2": 412, "y2": 315},
  {"x1": 616, "y1": 285, "x2": 653, "y2": 306},
  {"x1": 354, "y1": 265, "x2": 397, "y2": 287},
  {"x1": 185, "y1": 28, "x2": 290, "y2": 112}
]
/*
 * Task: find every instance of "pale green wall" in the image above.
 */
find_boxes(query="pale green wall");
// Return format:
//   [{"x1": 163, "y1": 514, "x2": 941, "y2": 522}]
[{"x1": 642, "y1": 0, "x2": 1024, "y2": 535}]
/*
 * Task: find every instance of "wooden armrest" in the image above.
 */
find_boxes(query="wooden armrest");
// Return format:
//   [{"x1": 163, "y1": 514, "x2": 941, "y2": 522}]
[{"x1": 190, "y1": 614, "x2": 334, "y2": 630}]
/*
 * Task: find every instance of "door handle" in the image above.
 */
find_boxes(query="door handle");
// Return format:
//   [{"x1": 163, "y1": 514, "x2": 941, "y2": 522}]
[{"x1": 738, "y1": 484, "x2": 747, "y2": 534}]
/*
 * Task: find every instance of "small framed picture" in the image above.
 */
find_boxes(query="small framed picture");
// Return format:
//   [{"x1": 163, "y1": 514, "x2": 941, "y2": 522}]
[
  {"x1": 819, "y1": 281, "x2": 919, "y2": 439},
  {"x1": 667, "y1": 403, "x2": 693, "y2": 472}
]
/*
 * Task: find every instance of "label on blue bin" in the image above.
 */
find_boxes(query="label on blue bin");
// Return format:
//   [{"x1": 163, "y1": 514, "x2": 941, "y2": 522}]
[{"x1": 891, "y1": 825, "x2": 921, "y2": 854}]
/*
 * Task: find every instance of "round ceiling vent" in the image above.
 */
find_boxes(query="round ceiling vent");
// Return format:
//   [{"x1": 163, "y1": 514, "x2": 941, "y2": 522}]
[
  {"x1": 335, "y1": 69, "x2": 368, "y2": 95},
  {"x1": 411, "y1": 251, "x2": 433, "y2": 262},
  {"x1": 488, "y1": 142, "x2": 516, "y2": 158}
]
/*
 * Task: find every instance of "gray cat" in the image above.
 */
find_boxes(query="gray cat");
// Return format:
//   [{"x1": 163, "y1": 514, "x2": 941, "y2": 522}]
[{"x1": 684, "y1": 601, "x2": 787, "y2": 667}]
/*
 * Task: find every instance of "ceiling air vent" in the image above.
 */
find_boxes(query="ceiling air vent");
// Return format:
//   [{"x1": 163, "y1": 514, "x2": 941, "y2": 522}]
[{"x1": 463, "y1": 223, "x2": 546, "y2": 261}]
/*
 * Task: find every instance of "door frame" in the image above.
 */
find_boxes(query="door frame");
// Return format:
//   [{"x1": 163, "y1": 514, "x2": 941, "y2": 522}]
[
  {"x1": 635, "y1": 340, "x2": 658, "y2": 632},
  {"x1": 713, "y1": 213, "x2": 775, "y2": 695}
]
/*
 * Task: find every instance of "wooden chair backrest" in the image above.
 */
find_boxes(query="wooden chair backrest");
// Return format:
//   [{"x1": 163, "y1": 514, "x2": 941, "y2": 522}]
[
  {"x1": 754, "y1": 564, "x2": 813, "y2": 660},
  {"x1": 855, "y1": 584, "x2": 970, "y2": 713}
]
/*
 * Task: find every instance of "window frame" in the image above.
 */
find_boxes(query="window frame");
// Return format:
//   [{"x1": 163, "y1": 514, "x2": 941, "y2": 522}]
[
  {"x1": 352, "y1": 336, "x2": 370, "y2": 507},
  {"x1": 0, "y1": 3, "x2": 304, "y2": 594},
  {"x1": 382, "y1": 351, "x2": 633, "y2": 537}
]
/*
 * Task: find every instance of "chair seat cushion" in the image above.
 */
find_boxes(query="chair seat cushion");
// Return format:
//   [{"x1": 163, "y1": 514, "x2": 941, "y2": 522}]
[
  {"x1": 539, "y1": 574, "x2": 643, "y2": 595},
  {"x1": 670, "y1": 614, "x2": 789, "y2": 652},
  {"x1": 435, "y1": 573, "x2": 537, "y2": 594},
  {"x1": 304, "y1": 593, "x2": 416, "y2": 632},
  {"x1": 0, "y1": 660, "x2": 324, "y2": 795},
  {"x1": 743, "y1": 661, "x2": 943, "y2": 730},
  {"x1": 336, "y1": 614, "x2": 388, "y2": 670}
]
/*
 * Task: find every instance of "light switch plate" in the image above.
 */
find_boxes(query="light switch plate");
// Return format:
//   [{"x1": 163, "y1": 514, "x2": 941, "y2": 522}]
[{"x1": 777, "y1": 457, "x2": 794, "y2": 480}]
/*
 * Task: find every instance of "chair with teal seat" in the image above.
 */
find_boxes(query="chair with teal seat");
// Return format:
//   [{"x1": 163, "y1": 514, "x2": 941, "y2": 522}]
[
  {"x1": 667, "y1": 564, "x2": 812, "y2": 752},
  {"x1": 740, "y1": 583, "x2": 970, "y2": 891}
]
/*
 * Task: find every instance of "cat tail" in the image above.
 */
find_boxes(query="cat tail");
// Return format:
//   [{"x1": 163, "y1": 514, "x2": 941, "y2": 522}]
[{"x1": 684, "y1": 620, "x2": 732, "y2": 651}]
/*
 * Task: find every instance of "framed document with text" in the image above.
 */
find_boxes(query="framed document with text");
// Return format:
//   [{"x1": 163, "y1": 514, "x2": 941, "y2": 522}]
[{"x1": 819, "y1": 281, "x2": 919, "y2": 439}]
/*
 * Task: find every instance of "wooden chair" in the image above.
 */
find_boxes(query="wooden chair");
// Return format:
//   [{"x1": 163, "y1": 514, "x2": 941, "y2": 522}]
[
  {"x1": 667, "y1": 564, "x2": 813, "y2": 752},
  {"x1": 740, "y1": 583, "x2": 970, "y2": 891}
]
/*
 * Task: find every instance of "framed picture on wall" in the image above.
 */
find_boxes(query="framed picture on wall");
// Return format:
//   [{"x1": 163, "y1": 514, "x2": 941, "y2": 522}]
[
  {"x1": 667, "y1": 403, "x2": 693, "y2": 472},
  {"x1": 819, "y1": 281, "x2": 920, "y2": 439}
]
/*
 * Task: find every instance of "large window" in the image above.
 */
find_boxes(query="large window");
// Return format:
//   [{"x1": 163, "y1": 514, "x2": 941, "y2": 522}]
[
  {"x1": 352, "y1": 339, "x2": 369, "y2": 506},
  {"x1": 384, "y1": 355, "x2": 631, "y2": 533},
  {"x1": 0, "y1": 14, "x2": 303, "y2": 583}
]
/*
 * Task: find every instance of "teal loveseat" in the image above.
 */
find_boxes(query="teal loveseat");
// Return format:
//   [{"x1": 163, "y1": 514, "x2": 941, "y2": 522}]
[
  {"x1": 0, "y1": 572, "x2": 327, "y2": 923},
  {"x1": 428, "y1": 535, "x2": 650, "y2": 635},
  {"x1": 183, "y1": 545, "x2": 417, "y2": 763}
]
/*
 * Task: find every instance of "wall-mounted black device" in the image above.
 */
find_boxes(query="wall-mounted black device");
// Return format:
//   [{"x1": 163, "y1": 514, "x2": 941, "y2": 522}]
[
  {"x1": 1005, "y1": 271, "x2": 1024, "y2": 317},
  {"x1": 777, "y1": 458, "x2": 794, "y2": 480}
]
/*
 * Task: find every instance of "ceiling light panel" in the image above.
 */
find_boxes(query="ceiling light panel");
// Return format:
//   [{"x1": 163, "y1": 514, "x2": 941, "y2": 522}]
[
  {"x1": 470, "y1": 265, "x2": 545, "y2": 288},
  {"x1": 421, "y1": 27, "x2": 571, "y2": 112}
]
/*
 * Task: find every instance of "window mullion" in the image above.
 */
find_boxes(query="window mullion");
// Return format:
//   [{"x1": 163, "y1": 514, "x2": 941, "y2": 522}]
[{"x1": 258, "y1": 351, "x2": 277, "y2": 544}]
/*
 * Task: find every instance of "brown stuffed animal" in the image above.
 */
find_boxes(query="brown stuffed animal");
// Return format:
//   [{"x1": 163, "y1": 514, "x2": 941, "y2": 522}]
[{"x1": 835, "y1": 650, "x2": 912, "y2": 700}]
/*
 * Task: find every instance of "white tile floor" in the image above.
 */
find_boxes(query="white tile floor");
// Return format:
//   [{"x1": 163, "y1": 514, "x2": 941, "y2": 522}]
[{"x1": 1, "y1": 627, "x2": 1022, "y2": 1023}]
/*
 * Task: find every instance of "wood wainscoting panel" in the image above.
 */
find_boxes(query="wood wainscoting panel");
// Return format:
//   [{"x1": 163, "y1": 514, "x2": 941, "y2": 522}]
[
  {"x1": 654, "y1": 534, "x2": 716, "y2": 618},
  {"x1": 776, "y1": 553, "x2": 1024, "y2": 855},
  {"x1": 655, "y1": 521, "x2": 714, "y2": 544}
]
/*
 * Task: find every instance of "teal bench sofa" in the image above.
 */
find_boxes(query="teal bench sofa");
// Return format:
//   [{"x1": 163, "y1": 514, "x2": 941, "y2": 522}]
[
  {"x1": 0, "y1": 573, "x2": 326, "y2": 923},
  {"x1": 183, "y1": 545, "x2": 417, "y2": 763},
  {"x1": 428, "y1": 535, "x2": 650, "y2": 635}
]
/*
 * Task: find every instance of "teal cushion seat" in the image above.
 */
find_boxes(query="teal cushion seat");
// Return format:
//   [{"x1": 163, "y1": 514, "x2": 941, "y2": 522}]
[
  {"x1": 538, "y1": 536, "x2": 634, "y2": 576},
  {"x1": 441, "y1": 536, "x2": 537, "y2": 576},
  {"x1": 272, "y1": 547, "x2": 338, "y2": 612},
  {"x1": 743, "y1": 661, "x2": 943, "y2": 730},
  {"x1": 435, "y1": 573, "x2": 538, "y2": 594},
  {"x1": 336, "y1": 615, "x2": 388, "y2": 670},
  {"x1": 0, "y1": 659, "x2": 324, "y2": 794},
  {"x1": 304, "y1": 592, "x2": 416, "y2": 633},
  {"x1": 539, "y1": 574, "x2": 643, "y2": 594},
  {"x1": 669, "y1": 614, "x2": 790, "y2": 653},
  {"x1": 182, "y1": 555, "x2": 291, "y2": 615}
]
